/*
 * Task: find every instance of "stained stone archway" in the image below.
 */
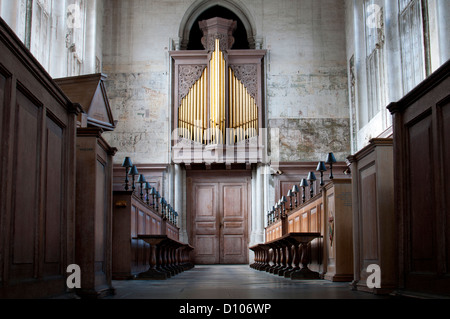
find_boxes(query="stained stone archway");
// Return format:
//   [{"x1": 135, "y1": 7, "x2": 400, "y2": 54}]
[{"x1": 177, "y1": 0, "x2": 260, "y2": 50}]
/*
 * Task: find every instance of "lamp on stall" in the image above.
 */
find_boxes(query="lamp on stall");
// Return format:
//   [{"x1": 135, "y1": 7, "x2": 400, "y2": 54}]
[
  {"x1": 326, "y1": 152, "x2": 337, "y2": 180},
  {"x1": 287, "y1": 189, "x2": 294, "y2": 210},
  {"x1": 174, "y1": 211, "x2": 178, "y2": 227},
  {"x1": 168, "y1": 204, "x2": 173, "y2": 223},
  {"x1": 144, "y1": 182, "x2": 152, "y2": 205},
  {"x1": 274, "y1": 202, "x2": 279, "y2": 221},
  {"x1": 137, "y1": 174, "x2": 147, "y2": 200},
  {"x1": 160, "y1": 197, "x2": 167, "y2": 218},
  {"x1": 155, "y1": 191, "x2": 161, "y2": 211},
  {"x1": 122, "y1": 157, "x2": 133, "y2": 191},
  {"x1": 307, "y1": 172, "x2": 317, "y2": 199},
  {"x1": 128, "y1": 165, "x2": 139, "y2": 193},
  {"x1": 300, "y1": 179, "x2": 309, "y2": 204},
  {"x1": 292, "y1": 184, "x2": 300, "y2": 208},
  {"x1": 281, "y1": 196, "x2": 288, "y2": 218},
  {"x1": 270, "y1": 206, "x2": 275, "y2": 225},
  {"x1": 149, "y1": 187, "x2": 156, "y2": 207},
  {"x1": 316, "y1": 161, "x2": 327, "y2": 188}
]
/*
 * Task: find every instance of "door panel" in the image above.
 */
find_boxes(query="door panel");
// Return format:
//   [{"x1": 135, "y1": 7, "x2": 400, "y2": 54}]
[
  {"x1": 192, "y1": 183, "x2": 220, "y2": 264},
  {"x1": 221, "y1": 183, "x2": 248, "y2": 264},
  {"x1": 188, "y1": 175, "x2": 250, "y2": 264}
]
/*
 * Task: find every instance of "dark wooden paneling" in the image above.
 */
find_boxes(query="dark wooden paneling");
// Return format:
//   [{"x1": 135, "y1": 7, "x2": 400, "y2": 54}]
[
  {"x1": 348, "y1": 138, "x2": 396, "y2": 294},
  {"x1": 11, "y1": 89, "x2": 40, "y2": 278},
  {"x1": 361, "y1": 171, "x2": 378, "y2": 261},
  {"x1": 441, "y1": 99, "x2": 450, "y2": 273},
  {"x1": 407, "y1": 114, "x2": 435, "y2": 273},
  {"x1": 388, "y1": 59, "x2": 450, "y2": 297},
  {"x1": 0, "y1": 17, "x2": 78, "y2": 298},
  {"x1": 43, "y1": 116, "x2": 64, "y2": 276}
]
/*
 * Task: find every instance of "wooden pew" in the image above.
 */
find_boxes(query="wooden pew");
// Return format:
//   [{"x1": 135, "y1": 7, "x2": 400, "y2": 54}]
[
  {"x1": 112, "y1": 191, "x2": 194, "y2": 280},
  {"x1": 252, "y1": 179, "x2": 353, "y2": 282},
  {"x1": 134, "y1": 235, "x2": 194, "y2": 280},
  {"x1": 250, "y1": 232, "x2": 323, "y2": 280}
]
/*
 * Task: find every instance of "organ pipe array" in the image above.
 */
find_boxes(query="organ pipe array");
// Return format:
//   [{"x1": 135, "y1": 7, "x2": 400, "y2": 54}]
[
  {"x1": 178, "y1": 38, "x2": 259, "y2": 145},
  {"x1": 178, "y1": 67, "x2": 208, "y2": 144}
]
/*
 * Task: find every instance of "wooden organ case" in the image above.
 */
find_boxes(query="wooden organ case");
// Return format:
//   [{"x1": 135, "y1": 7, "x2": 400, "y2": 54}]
[
  {"x1": 170, "y1": 18, "x2": 266, "y2": 265},
  {"x1": 170, "y1": 17, "x2": 266, "y2": 165}
]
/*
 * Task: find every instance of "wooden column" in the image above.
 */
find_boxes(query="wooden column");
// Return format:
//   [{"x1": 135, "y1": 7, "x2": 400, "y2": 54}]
[
  {"x1": 348, "y1": 138, "x2": 395, "y2": 294},
  {"x1": 75, "y1": 128, "x2": 117, "y2": 298},
  {"x1": 323, "y1": 179, "x2": 354, "y2": 282}
]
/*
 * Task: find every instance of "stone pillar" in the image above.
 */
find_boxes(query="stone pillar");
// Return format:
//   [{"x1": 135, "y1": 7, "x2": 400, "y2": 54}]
[
  {"x1": 437, "y1": 0, "x2": 450, "y2": 65},
  {"x1": 48, "y1": 1, "x2": 67, "y2": 78},
  {"x1": 250, "y1": 164, "x2": 265, "y2": 249},
  {"x1": 174, "y1": 164, "x2": 188, "y2": 243},
  {"x1": 84, "y1": 0, "x2": 97, "y2": 74}
]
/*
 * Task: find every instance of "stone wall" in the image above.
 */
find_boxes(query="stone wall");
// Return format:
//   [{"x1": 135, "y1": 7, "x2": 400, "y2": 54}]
[{"x1": 101, "y1": 0, "x2": 350, "y2": 165}]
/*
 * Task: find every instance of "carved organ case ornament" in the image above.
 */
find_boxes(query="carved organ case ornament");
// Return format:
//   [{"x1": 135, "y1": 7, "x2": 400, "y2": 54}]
[{"x1": 172, "y1": 17, "x2": 266, "y2": 151}]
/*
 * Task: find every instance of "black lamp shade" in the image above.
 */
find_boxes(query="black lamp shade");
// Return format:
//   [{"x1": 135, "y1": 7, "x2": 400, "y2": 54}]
[
  {"x1": 128, "y1": 165, "x2": 139, "y2": 176},
  {"x1": 281, "y1": 196, "x2": 288, "y2": 203},
  {"x1": 326, "y1": 153, "x2": 337, "y2": 164},
  {"x1": 287, "y1": 190, "x2": 294, "y2": 197},
  {"x1": 316, "y1": 161, "x2": 327, "y2": 172},
  {"x1": 307, "y1": 172, "x2": 317, "y2": 181},
  {"x1": 300, "y1": 179, "x2": 309, "y2": 188},
  {"x1": 137, "y1": 174, "x2": 146, "y2": 184},
  {"x1": 122, "y1": 157, "x2": 133, "y2": 168},
  {"x1": 144, "y1": 182, "x2": 151, "y2": 190},
  {"x1": 292, "y1": 185, "x2": 299, "y2": 193}
]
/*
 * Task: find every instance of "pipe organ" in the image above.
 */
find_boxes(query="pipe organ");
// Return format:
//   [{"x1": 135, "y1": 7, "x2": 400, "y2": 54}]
[
  {"x1": 177, "y1": 38, "x2": 261, "y2": 146},
  {"x1": 171, "y1": 17, "x2": 266, "y2": 163}
]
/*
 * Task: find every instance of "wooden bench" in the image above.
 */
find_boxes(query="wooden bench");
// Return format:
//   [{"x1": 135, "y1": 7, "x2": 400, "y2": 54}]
[
  {"x1": 134, "y1": 235, "x2": 194, "y2": 280},
  {"x1": 252, "y1": 179, "x2": 353, "y2": 282},
  {"x1": 250, "y1": 232, "x2": 322, "y2": 280},
  {"x1": 112, "y1": 191, "x2": 194, "y2": 280}
]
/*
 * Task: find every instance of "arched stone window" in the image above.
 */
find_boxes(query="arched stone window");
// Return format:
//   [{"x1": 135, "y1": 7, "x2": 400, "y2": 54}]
[{"x1": 187, "y1": 5, "x2": 249, "y2": 50}]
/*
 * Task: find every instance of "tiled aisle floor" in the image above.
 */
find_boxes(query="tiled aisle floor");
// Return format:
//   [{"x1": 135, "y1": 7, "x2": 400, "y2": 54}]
[{"x1": 108, "y1": 265, "x2": 388, "y2": 299}]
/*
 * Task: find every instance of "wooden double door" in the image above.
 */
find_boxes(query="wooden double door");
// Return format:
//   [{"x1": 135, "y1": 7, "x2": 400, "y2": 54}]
[{"x1": 187, "y1": 172, "x2": 251, "y2": 264}]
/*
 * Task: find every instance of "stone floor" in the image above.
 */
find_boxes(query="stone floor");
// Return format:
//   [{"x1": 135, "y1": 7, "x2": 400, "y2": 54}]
[{"x1": 108, "y1": 265, "x2": 388, "y2": 300}]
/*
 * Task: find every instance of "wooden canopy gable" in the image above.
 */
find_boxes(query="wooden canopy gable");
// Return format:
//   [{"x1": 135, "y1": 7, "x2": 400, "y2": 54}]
[{"x1": 55, "y1": 73, "x2": 116, "y2": 131}]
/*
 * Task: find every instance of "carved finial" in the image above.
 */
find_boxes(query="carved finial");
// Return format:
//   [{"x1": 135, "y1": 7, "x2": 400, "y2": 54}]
[{"x1": 199, "y1": 17, "x2": 237, "y2": 52}]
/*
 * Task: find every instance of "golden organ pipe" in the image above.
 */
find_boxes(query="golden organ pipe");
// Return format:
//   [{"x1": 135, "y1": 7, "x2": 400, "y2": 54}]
[{"x1": 178, "y1": 40, "x2": 259, "y2": 145}]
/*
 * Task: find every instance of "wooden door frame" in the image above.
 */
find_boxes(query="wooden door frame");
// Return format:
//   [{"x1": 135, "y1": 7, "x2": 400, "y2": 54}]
[{"x1": 186, "y1": 169, "x2": 252, "y2": 264}]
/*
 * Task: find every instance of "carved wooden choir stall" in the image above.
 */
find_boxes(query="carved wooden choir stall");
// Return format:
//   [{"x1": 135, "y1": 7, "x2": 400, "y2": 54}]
[
  {"x1": 348, "y1": 138, "x2": 396, "y2": 294},
  {"x1": 112, "y1": 185, "x2": 194, "y2": 280},
  {"x1": 387, "y1": 60, "x2": 450, "y2": 298},
  {"x1": 0, "y1": 17, "x2": 80, "y2": 299},
  {"x1": 55, "y1": 73, "x2": 118, "y2": 298},
  {"x1": 251, "y1": 174, "x2": 353, "y2": 282}
]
